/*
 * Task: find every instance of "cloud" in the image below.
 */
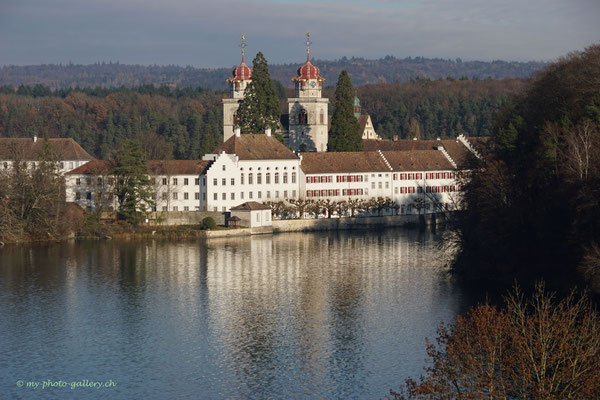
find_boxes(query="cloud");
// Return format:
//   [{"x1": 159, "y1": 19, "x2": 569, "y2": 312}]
[{"x1": 0, "y1": 0, "x2": 598, "y2": 66}]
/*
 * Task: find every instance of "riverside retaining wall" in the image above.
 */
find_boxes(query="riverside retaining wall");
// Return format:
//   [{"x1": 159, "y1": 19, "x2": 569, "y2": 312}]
[{"x1": 272, "y1": 214, "x2": 434, "y2": 233}]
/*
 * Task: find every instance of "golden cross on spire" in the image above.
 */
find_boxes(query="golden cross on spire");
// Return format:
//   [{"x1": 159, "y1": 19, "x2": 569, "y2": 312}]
[
  {"x1": 240, "y1": 34, "x2": 247, "y2": 62},
  {"x1": 306, "y1": 32, "x2": 311, "y2": 61}
]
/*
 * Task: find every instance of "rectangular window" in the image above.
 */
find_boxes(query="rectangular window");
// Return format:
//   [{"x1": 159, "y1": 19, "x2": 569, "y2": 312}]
[
  {"x1": 241, "y1": 174, "x2": 244, "y2": 185},
  {"x1": 292, "y1": 190, "x2": 296, "y2": 198},
  {"x1": 173, "y1": 178, "x2": 178, "y2": 185},
  {"x1": 184, "y1": 178, "x2": 189, "y2": 185},
  {"x1": 173, "y1": 206, "x2": 178, "y2": 211},
  {"x1": 283, "y1": 173, "x2": 288, "y2": 184},
  {"x1": 222, "y1": 193, "x2": 226, "y2": 200},
  {"x1": 378, "y1": 182, "x2": 382, "y2": 189},
  {"x1": 249, "y1": 192, "x2": 253, "y2": 199},
  {"x1": 267, "y1": 191, "x2": 271, "y2": 199},
  {"x1": 266, "y1": 173, "x2": 271, "y2": 184},
  {"x1": 222, "y1": 165, "x2": 226, "y2": 171},
  {"x1": 163, "y1": 178, "x2": 167, "y2": 185},
  {"x1": 275, "y1": 191, "x2": 279, "y2": 198},
  {"x1": 385, "y1": 182, "x2": 389, "y2": 189},
  {"x1": 213, "y1": 193, "x2": 217, "y2": 200},
  {"x1": 371, "y1": 182, "x2": 375, "y2": 189},
  {"x1": 213, "y1": 178, "x2": 218, "y2": 186},
  {"x1": 203, "y1": 193, "x2": 206, "y2": 200},
  {"x1": 274, "y1": 173, "x2": 279, "y2": 184},
  {"x1": 257, "y1": 173, "x2": 262, "y2": 184},
  {"x1": 222, "y1": 178, "x2": 226, "y2": 186},
  {"x1": 195, "y1": 178, "x2": 200, "y2": 185},
  {"x1": 195, "y1": 192, "x2": 199, "y2": 200},
  {"x1": 292, "y1": 172, "x2": 296, "y2": 183},
  {"x1": 184, "y1": 193, "x2": 189, "y2": 200},
  {"x1": 75, "y1": 192, "x2": 81, "y2": 200},
  {"x1": 173, "y1": 193, "x2": 178, "y2": 200},
  {"x1": 258, "y1": 191, "x2": 262, "y2": 199},
  {"x1": 241, "y1": 192, "x2": 244, "y2": 199},
  {"x1": 231, "y1": 193, "x2": 235, "y2": 200},
  {"x1": 162, "y1": 193, "x2": 168, "y2": 200},
  {"x1": 76, "y1": 178, "x2": 81, "y2": 185},
  {"x1": 284, "y1": 190, "x2": 288, "y2": 198},
  {"x1": 231, "y1": 178, "x2": 235, "y2": 186},
  {"x1": 184, "y1": 206, "x2": 189, "y2": 211},
  {"x1": 162, "y1": 206, "x2": 168, "y2": 211},
  {"x1": 249, "y1": 174, "x2": 253, "y2": 184}
]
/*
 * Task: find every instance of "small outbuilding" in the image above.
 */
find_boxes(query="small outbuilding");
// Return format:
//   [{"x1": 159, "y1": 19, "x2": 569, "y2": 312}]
[
  {"x1": 230, "y1": 202, "x2": 272, "y2": 228},
  {"x1": 227, "y1": 215, "x2": 241, "y2": 228}
]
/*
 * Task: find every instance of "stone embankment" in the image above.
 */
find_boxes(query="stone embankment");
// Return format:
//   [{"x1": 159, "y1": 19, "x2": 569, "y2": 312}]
[{"x1": 203, "y1": 214, "x2": 442, "y2": 238}]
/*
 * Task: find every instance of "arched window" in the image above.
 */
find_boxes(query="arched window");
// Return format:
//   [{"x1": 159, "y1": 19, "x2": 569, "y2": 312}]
[
  {"x1": 266, "y1": 172, "x2": 270, "y2": 184},
  {"x1": 283, "y1": 172, "x2": 288, "y2": 184},
  {"x1": 248, "y1": 173, "x2": 253, "y2": 185},
  {"x1": 299, "y1": 109, "x2": 307, "y2": 125},
  {"x1": 257, "y1": 173, "x2": 262, "y2": 184},
  {"x1": 291, "y1": 172, "x2": 296, "y2": 184},
  {"x1": 274, "y1": 172, "x2": 279, "y2": 184}
]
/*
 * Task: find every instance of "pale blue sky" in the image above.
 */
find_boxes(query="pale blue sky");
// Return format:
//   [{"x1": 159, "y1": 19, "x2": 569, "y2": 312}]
[{"x1": 0, "y1": 0, "x2": 598, "y2": 67}]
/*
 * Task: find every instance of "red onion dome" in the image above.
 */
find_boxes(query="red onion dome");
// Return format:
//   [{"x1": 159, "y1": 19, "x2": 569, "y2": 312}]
[
  {"x1": 292, "y1": 59, "x2": 325, "y2": 82},
  {"x1": 227, "y1": 60, "x2": 252, "y2": 82}
]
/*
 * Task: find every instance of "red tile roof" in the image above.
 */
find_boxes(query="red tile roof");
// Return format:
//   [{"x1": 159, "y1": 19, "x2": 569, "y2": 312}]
[
  {"x1": 357, "y1": 115, "x2": 369, "y2": 132},
  {"x1": 363, "y1": 138, "x2": 477, "y2": 168},
  {"x1": 381, "y1": 151, "x2": 455, "y2": 172},
  {"x1": 213, "y1": 134, "x2": 299, "y2": 160},
  {"x1": 0, "y1": 137, "x2": 93, "y2": 161},
  {"x1": 300, "y1": 151, "x2": 390, "y2": 174},
  {"x1": 231, "y1": 201, "x2": 271, "y2": 211},
  {"x1": 67, "y1": 159, "x2": 212, "y2": 175},
  {"x1": 147, "y1": 160, "x2": 211, "y2": 175}
]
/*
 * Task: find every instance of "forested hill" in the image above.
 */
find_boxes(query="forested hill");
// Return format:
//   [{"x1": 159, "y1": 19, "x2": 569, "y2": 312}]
[
  {"x1": 0, "y1": 78, "x2": 523, "y2": 161},
  {"x1": 0, "y1": 56, "x2": 545, "y2": 90}
]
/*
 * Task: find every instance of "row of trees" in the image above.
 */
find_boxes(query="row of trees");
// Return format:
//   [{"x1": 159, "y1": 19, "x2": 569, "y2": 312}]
[{"x1": 263, "y1": 197, "x2": 437, "y2": 220}]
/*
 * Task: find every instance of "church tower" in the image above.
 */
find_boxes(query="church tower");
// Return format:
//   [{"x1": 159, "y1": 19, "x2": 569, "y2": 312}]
[
  {"x1": 223, "y1": 34, "x2": 252, "y2": 143},
  {"x1": 287, "y1": 33, "x2": 328, "y2": 152}
]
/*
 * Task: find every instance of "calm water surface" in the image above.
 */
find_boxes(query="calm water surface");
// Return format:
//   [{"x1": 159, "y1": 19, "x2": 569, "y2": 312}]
[{"x1": 1, "y1": 229, "x2": 477, "y2": 399}]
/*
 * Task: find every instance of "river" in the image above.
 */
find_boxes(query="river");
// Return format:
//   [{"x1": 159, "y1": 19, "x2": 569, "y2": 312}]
[{"x1": 0, "y1": 229, "x2": 478, "y2": 399}]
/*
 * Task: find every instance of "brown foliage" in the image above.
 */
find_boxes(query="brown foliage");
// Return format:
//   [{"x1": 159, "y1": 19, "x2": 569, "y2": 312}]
[{"x1": 390, "y1": 283, "x2": 600, "y2": 400}]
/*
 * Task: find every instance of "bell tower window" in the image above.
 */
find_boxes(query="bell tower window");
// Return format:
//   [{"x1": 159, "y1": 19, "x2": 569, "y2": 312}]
[{"x1": 299, "y1": 109, "x2": 307, "y2": 125}]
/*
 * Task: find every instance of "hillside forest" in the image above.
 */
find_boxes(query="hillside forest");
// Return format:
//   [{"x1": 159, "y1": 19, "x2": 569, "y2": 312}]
[
  {"x1": 0, "y1": 56, "x2": 544, "y2": 90},
  {"x1": 0, "y1": 78, "x2": 524, "y2": 160}
]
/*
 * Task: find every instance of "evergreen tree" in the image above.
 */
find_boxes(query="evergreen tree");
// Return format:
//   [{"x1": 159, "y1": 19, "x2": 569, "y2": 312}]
[
  {"x1": 328, "y1": 70, "x2": 363, "y2": 152},
  {"x1": 114, "y1": 140, "x2": 154, "y2": 225},
  {"x1": 235, "y1": 52, "x2": 280, "y2": 134},
  {"x1": 199, "y1": 126, "x2": 215, "y2": 158}
]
